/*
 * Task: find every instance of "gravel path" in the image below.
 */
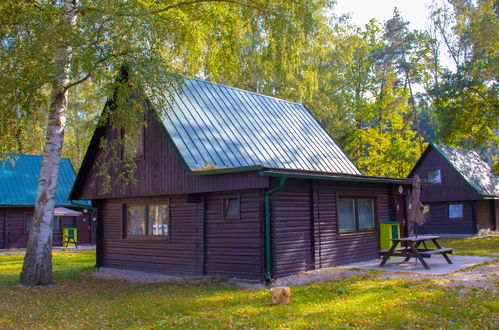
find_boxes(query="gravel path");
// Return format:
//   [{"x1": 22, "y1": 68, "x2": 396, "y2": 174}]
[
  {"x1": 272, "y1": 259, "x2": 498, "y2": 291},
  {"x1": 92, "y1": 259, "x2": 498, "y2": 292}
]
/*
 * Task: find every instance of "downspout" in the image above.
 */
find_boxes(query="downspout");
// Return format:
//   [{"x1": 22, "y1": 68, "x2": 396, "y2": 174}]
[{"x1": 264, "y1": 176, "x2": 286, "y2": 284}]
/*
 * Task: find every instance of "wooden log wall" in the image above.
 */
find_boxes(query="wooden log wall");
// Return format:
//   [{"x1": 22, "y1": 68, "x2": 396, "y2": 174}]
[
  {"x1": 475, "y1": 200, "x2": 495, "y2": 231},
  {"x1": 271, "y1": 178, "x2": 396, "y2": 278},
  {"x1": 418, "y1": 201, "x2": 475, "y2": 235},
  {"x1": 97, "y1": 196, "x2": 204, "y2": 275},
  {"x1": 204, "y1": 189, "x2": 263, "y2": 280}
]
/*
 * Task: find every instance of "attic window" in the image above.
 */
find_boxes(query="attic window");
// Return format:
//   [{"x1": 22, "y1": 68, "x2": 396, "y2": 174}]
[
  {"x1": 427, "y1": 169, "x2": 441, "y2": 183},
  {"x1": 123, "y1": 128, "x2": 144, "y2": 159}
]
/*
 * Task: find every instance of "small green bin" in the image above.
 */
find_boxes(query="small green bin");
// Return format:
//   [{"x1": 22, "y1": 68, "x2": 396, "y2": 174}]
[
  {"x1": 63, "y1": 227, "x2": 78, "y2": 242},
  {"x1": 380, "y1": 221, "x2": 400, "y2": 250}
]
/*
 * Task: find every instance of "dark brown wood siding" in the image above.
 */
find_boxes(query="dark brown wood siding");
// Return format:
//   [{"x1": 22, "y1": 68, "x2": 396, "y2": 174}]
[
  {"x1": 271, "y1": 179, "x2": 314, "y2": 278},
  {"x1": 418, "y1": 201, "x2": 475, "y2": 235},
  {"x1": 495, "y1": 200, "x2": 499, "y2": 231},
  {"x1": 98, "y1": 196, "x2": 204, "y2": 275},
  {"x1": 270, "y1": 178, "x2": 400, "y2": 278},
  {"x1": 204, "y1": 190, "x2": 263, "y2": 280},
  {"x1": 413, "y1": 148, "x2": 481, "y2": 202},
  {"x1": 475, "y1": 200, "x2": 495, "y2": 231},
  {"x1": 73, "y1": 109, "x2": 269, "y2": 201},
  {"x1": 313, "y1": 181, "x2": 390, "y2": 269},
  {"x1": 1, "y1": 208, "x2": 5, "y2": 249},
  {"x1": 1, "y1": 207, "x2": 73, "y2": 248}
]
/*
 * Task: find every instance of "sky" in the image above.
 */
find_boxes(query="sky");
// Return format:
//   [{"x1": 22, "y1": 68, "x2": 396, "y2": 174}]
[
  {"x1": 333, "y1": 0, "x2": 454, "y2": 69},
  {"x1": 334, "y1": 0, "x2": 436, "y2": 31}
]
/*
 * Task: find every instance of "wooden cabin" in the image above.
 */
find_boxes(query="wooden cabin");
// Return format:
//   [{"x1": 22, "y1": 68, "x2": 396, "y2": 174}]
[
  {"x1": 70, "y1": 76, "x2": 413, "y2": 281},
  {"x1": 409, "y1": 144, "x2": 498, "y2": 235},
  {"x1": 0, "y1": 154, "x2": 94, "y2": 249}
]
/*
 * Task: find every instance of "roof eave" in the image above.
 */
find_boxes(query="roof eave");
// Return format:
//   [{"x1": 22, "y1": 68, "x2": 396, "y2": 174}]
[{"x1": 259, "y1": 169, "x2": 413, "y2": 185}]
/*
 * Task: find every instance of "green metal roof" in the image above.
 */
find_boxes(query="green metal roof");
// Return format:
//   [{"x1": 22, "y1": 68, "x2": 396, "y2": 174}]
[
  {"x1": 0, "y1": 154, "x2": 89, "y2": 207},
  {"x1": 432, "y1": 144, "x2": 499, "y2": 197},
  {"x1": 157, "y1": 77, "x2": 361, "y2": 175}
]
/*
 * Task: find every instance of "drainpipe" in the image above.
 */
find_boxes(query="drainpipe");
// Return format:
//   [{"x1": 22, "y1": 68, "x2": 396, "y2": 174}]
[{"x1": 264, "y1": 176, "x2": 286, "y2": 284}]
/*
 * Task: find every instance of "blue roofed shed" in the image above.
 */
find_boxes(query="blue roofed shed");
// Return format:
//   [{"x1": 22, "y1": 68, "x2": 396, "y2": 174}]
[{"x1": 0, "y1": 154, "x2": 93, "y2": 249}]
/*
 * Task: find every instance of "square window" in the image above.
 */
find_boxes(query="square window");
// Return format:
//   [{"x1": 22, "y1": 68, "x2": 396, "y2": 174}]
[
  {"x1": 339, "y1": 198, "x2": 356, "y2": 230},
  {"x1": 428, "y1": 169, "x2": 441, "y2": 183},
  {"x1": 449, "y1": 204, "x2": 463, "y2": 219},
  {"x1": 148, "y1": 204, "x2": 169, "y2": 236},
  {"x1": 124, "y1": 201, "x2": 170, "y2": 238},
  {"x1": 339, "y1": 197, "x2": 376, "y2": 233},
  {"x1": 127, "y1": 205, "x2": 146, "y2": 235},
  {"x1": 224, "y1": 197, "x2": 240, "y2": 218}
]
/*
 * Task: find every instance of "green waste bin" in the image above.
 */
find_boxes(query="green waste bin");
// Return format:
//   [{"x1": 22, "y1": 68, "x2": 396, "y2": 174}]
[
  {"x1": 63, "y1": 227, "x2": 78, "y2": 242},
  {"x1": 380, "y1": 221, "x2": 400, "y2": 250}
]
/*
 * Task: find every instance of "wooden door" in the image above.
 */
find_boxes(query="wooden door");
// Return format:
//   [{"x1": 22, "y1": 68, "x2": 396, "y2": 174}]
[
  {"x1": 395, "y1": 195, "x2": 407, "y2": 237},
  {"x1": 76, "y1": 214, "x2": 91, "y2": 244}
]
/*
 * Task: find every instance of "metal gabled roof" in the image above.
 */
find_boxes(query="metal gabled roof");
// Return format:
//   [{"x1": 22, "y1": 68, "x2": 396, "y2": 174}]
[
  {"x1": 157, "y1": 77, "x2": 361, "y2": 175},
  {"x1": 432, "y1": 144, "x2": 499, "y2": 197},
  {"x1": 0, "y1": 154, "x2": 89, "y2": 207}
]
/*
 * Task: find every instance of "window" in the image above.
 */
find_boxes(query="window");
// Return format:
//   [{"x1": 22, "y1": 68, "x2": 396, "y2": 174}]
[
  {"x1": 125, "y1": 202, "x2": 169, "y2": 237},
  {"x1": 338, "y1": 197, "x2": 375, "y2": 232},
  {"x1": 427, "y1": 169, "x2": 441, "y2": 183},
  {"x1": 123, "y1": 128, "x2": 144, "y2": 159},
  {"x1": 423, "y1": 205, "x2": 431, "y2": 221},
  {"x1": 148, "y1": 204, "x2": 169, "y2": 236},
  {"x1": 358, "y1": 199, "x2": 375, "y2": 229},
  {"x1": 127, "y1": 205, "x2": 146, "y2": 235},
  {"x1": 448, "y1": 204, "x2": 463, "y2": 219},
  {"x1": 339, "y1": 199, "x2": 355, "y2": 230},
  {"x1": 223, "y1": 196, "x2": 240, "y2": 220},
  {"x1": 25, "y1": 215, "x2": 61, "y2": 233}
]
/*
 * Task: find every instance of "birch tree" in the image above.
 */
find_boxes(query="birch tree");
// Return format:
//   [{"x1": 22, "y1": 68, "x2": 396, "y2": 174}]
[{"x1": 0, "y1": 0, "x2": 329, "y2": 286}]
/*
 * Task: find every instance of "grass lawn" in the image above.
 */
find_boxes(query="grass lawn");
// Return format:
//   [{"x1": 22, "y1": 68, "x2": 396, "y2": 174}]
[
  {"x1": 436, "y1": 236, "x2": 499, "y2": 257},
  {"x1": 0, "y1": 239, "x2": 497, "y2": 329}
]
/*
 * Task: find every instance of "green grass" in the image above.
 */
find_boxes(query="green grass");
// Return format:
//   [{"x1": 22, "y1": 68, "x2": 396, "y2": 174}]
[
  {"x1": 430, "y1": 236, "x2": 499, "y2": 257},
  {"x1": 0, "y1": 241, "x2": 497, "y2": 329}
]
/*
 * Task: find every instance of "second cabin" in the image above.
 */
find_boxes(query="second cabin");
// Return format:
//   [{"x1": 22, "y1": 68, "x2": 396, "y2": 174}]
[{"x1": 70, "y1": 75, "x2": 413, "y2": 281}]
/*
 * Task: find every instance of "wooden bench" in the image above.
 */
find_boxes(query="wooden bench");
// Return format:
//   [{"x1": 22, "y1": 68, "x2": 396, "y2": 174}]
[
  {"x1": 378, "y1": 247, "x2": 406, "y2": 255},
  {"x1": 419, "y1": 248, "x2": 453, "y2": 256}
]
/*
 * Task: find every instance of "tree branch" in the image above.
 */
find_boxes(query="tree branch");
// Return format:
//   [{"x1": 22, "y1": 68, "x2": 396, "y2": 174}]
[{"x1": 151, "y1": 0, "x2": 265, "y2": 14}]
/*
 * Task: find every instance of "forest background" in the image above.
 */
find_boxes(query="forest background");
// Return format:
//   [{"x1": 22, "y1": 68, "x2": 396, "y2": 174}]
[{"x1": 3, "y1": 0, "x2": 498, "y2": 177}]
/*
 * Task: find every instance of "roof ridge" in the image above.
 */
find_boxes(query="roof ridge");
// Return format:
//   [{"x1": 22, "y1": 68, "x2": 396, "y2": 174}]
[
  {"x1": 8, "y1": 153, "x2": 72, "y2": 161},
  {"x1": 184, "y1": 75, "x2": 304, "y2": 106}
]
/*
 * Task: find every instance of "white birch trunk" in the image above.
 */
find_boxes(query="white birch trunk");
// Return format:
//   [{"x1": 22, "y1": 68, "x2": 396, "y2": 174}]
[{"x1": 20, "y1": 0, "x2": 78, "y2": 286}]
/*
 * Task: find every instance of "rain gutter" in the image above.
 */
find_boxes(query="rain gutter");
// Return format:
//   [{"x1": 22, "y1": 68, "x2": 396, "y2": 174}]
[
  {"x1": 263, "y1": 175, "x2": 286, "y2": 283},
  {"x1": 259, "y1": 171, "x2": 413, "y2": 185}
]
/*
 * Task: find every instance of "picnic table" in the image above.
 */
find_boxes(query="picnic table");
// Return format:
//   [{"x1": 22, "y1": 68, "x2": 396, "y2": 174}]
[
  {"x1": 62, "y1": 235, "x2": 79, "y2": 248},
  {"x1": 379, "y1": 235, "x2": 453, "y2": 270}
]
